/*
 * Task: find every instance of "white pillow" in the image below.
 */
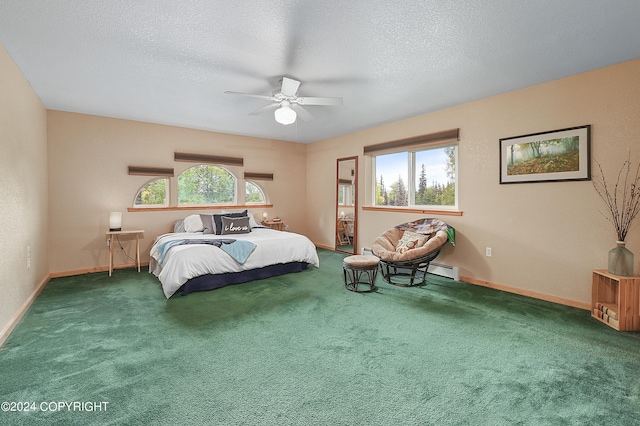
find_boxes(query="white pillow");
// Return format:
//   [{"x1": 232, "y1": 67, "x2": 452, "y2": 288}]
[
  {"x1": 221, "y1": 210, "x2": 261, "y2": 228},
  {"x1": 183, "y1": 214, "x2": 205, "y2": 233}
]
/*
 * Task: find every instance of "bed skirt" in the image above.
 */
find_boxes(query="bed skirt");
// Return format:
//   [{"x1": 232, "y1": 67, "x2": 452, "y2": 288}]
[{"x1": 179, "y1": 262, "x2": 309, "y2": 296}]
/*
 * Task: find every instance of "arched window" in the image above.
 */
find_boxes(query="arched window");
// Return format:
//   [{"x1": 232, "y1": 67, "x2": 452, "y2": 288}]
[
  {"x1": 178, "y1": 165, "x2": 236, "y2": 205},
  {"x1": 245, "y1": 181, "x2": 266, "y2": 204},
  {"x1": 134, "y1": 178, "x2": 168, "y2": 207}
]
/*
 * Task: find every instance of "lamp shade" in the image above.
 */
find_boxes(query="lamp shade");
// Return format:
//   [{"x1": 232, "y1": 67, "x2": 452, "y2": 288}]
[
  {"x1": 274, "y1": 101, "x2": 297, "y2": 125},
  {"x1": 109, "y1": 212, "x2": 122, "y2": 231}
]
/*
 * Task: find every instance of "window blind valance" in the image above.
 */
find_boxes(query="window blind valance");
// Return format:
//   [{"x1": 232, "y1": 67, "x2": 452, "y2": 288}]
[
  {"x1": 244, "y1": 172, "x2": 274, "y2": 181},
  {"x1": 363, "y1": 128, "x2": 459, "y2": 155},
  {"x1": 174, "y1": 152, "x2": 244, "y2": 166},
  {"x1": 128, "y1": 166, "x2": 174, "y2": 177}
]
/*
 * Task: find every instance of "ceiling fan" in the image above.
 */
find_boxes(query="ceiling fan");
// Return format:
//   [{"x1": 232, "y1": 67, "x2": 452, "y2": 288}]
[{"x1": 225, "y1": 77, "x2": 343, "y2": 125}]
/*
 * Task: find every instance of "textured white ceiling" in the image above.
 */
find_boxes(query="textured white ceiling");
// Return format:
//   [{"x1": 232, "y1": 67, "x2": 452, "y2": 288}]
[{"x1": 1, "y1": 1, "x2": 639, "y2": 143}]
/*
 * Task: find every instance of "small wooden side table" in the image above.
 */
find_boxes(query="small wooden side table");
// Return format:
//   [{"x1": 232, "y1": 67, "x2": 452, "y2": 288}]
[
  {"x1": 262, "y1": 220, "x2": 286, "y2": 231},
  {"x1": 591, "y1": 269, "x2": 640, "y2": 331},
  {"x1": 106, "y1": 230, "x2": 144, "y2": 276}
]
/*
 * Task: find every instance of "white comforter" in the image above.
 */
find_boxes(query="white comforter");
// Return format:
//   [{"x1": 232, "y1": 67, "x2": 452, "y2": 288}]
[{"x1": 149, "y1": 228, "x2": 320, "y2": 298}]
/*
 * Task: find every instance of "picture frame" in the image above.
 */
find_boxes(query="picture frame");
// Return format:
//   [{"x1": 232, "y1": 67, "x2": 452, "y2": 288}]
[{"x1": 499, "y1": 125, "x2": 591, "y2": 184}]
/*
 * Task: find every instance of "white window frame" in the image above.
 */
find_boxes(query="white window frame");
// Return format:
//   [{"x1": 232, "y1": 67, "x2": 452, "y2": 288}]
[
  {"x1": 372, "y1": 143, "x2": 458, "y2": 210},
  {"x1": 177, "y1": 164, "x2": 238, "y2": 206},
  {"x1": 133, "y1": 177, "x2": 169, "y2": 208},
  {"x1": 245, "y1": 180, "x2": 267, "y2": 205}
]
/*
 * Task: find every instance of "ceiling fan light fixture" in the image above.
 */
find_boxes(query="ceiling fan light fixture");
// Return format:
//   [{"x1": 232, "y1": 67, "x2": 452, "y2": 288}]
[{"x1": 274, "y1": 101, "x2": 297, "y2": 125}]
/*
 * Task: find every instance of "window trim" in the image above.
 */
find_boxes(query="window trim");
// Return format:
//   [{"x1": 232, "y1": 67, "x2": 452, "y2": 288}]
[{"x1": 362, "y1": 206, "x2": 462, "y2": 216}]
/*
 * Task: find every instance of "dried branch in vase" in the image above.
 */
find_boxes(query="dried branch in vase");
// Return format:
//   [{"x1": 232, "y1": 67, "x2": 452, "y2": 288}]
[{"x1": 592, "y1": 151, "x2": 640, "y2": 242}]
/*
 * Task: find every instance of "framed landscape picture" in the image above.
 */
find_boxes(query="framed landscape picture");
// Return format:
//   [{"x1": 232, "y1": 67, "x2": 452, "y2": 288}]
[{"x1": 499, "y1": 125, "x2": 591, "y2": 184}]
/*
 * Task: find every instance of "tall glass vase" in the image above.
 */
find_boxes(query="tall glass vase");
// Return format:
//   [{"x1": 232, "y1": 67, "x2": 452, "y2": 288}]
[{"x1": 608, "y1": 241, "x2": 634, "y2": 276}]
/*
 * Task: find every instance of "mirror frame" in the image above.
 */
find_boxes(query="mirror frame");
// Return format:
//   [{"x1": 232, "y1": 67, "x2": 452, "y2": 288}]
[{"x1": 335, "y1": 156, "x2": 358, "y2": 254}]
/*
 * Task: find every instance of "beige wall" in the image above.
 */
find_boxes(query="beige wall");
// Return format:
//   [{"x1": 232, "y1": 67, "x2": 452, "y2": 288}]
[
  {"x1": 47, "y1": 111, "x2": 307, "y2": 274},
  {"x1": 307, "y1": 58, "x2": 640, "y2": 307},
  {"x1": 0, "y1": 46, "x2": 49, "y2": 337}
]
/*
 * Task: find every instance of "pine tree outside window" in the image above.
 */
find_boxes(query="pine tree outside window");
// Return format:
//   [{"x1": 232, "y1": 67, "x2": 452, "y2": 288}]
[{"x1": 374, "y1": 144, "x2": 457, "y2": 209}]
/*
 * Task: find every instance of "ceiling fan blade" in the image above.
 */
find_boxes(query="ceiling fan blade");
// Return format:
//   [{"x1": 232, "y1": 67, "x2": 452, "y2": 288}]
[
  {"x1": 281, "y1": 77, "x2": 301, "y2": 97},
  {"x1": 291, "y1": 104, "x2": 313, "y2": 122},
  {"x1": 296, "y1": 96, "x2": 343, "y2": 106},
  {"x1": 249, "y1": 103, "x2": 280, "y2": 116},
  {"x1": 224, "y1": 91, "x2": 276, "y2": 101}
]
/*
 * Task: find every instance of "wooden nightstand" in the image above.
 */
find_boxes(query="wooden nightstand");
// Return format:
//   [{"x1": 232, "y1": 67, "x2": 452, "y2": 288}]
[
  {"x1": 261, "y1": 220, "x2": 286, "y2": 231},
  {"x1": 106, "y1": 230, "x2": 144, "y2": 276}
]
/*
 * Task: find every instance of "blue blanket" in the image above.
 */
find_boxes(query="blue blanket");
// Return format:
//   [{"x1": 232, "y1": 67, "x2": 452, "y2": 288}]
[
  {"x1": 219, "y1": 240, "x2": 256, "y2": 264},
  {"x1": 157, "y1": 238, "x2": 256, "y2": 265}
]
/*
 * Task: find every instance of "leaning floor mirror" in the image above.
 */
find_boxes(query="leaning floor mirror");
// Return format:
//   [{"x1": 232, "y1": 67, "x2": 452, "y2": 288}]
[{"x1": 335, "y1": 156, "x2": 358, "y2": 254}]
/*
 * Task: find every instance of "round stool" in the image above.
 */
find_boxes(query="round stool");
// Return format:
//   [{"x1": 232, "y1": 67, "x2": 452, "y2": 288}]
[{"x1": 343, "y1": 255, "x2": 380, "y2": 293}]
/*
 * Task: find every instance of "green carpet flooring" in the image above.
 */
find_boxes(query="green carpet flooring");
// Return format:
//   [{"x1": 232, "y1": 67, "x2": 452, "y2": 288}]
[{"x1": 1, "y1": 249, "x2": 639, "y2": 425}]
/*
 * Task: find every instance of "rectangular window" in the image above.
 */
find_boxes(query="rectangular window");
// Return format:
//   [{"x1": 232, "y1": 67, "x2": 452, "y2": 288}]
[{"x1": 374, "y1": 144, "x2": 458, "y2": 209}]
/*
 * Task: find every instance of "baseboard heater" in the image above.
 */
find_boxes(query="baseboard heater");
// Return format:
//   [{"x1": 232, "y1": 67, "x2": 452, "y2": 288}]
[
  {"x1": 361, "y1": 248, "x2": 459, "y2": 281},
  {"x1": 426, "y1": 262, "x2": 460, "y2": 281}
]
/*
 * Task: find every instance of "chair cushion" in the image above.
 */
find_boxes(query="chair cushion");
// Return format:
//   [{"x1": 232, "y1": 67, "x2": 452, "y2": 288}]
[
  {"x1": 395, "y1": 231, "x2": 429, "y2": 254},
  {"x1": 372, "y1": 229, "x2": 448, "y2": 262},
  {"x1": 343, "y1": 254, "x2": 380, "y2": 268}
]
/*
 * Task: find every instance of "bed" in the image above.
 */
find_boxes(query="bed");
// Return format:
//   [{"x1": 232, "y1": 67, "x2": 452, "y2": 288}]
[{"x1": 149, "y1": 213, "x2": 320, "y2": 298}]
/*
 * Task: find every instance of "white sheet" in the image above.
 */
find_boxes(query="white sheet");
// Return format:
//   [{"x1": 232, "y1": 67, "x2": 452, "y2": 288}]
[{"x1": 149, "y1": 228, "x2": 320, "y2": 298}]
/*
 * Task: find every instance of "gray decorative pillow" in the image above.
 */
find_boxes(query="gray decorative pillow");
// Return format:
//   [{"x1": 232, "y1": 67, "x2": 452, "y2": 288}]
[
  {"x1": 213, "y1": 210, "x2": 247, "y2": 235},
  {"x1": 199, "y1": 214, "x2": 215, "y2": 234},
  {"x1": 173, "y1": 220, "x2": 186, "y2": 233},
  {"x1": 220, "y1": 216, "x2": 251, "y2": 235}
]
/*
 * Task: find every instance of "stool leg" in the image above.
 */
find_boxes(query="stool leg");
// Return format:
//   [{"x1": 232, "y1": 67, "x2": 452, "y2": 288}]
[
  {"x1": 367, "y1": 269, "x2": 377, "y2": 291},
  {"x1": 344, "y1": 268, "x2": 358, "y2": 292},
  {"x1": 344, "y1": 264, "x2": 378, "y2": 293}
]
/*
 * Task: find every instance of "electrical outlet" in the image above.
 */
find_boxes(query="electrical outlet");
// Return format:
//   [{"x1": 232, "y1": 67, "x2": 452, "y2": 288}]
[
  {"x1": 485, "y1": 247, "x2": 492, "y2": 257},
  {"x1": 27, "y1": 245, "x2": 31, "y2": 269}
]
